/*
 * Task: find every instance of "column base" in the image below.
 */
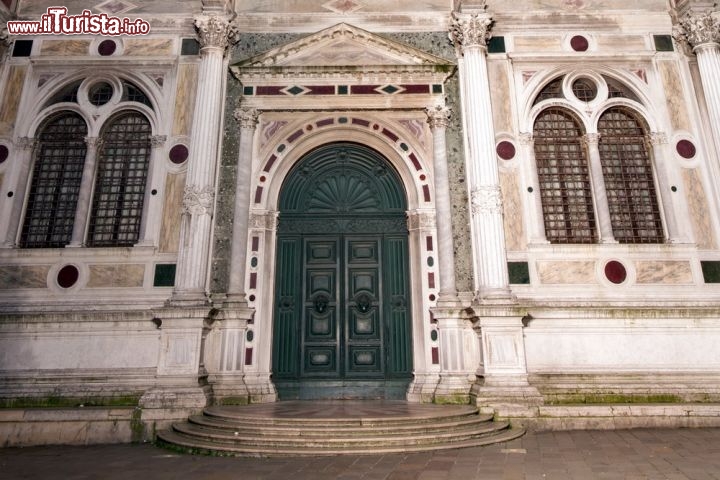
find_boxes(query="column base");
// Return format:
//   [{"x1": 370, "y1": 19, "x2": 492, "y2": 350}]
[
  {"x1": 434, "y1": 373, "x2": 475, "y2": 404},
  {"x1": 471, "y1": 381, "x2": 544, "y2": 416},
  {"x1": 407, "y1": 372, "x2": 440, "y2": 403},
  {"x1": 167, "y1": 290, "x2": 209, "y2": 307},
  {"x1": 208, "y1": 374, "x2": 251, "y2": 405},
  {"x1": 476, "y1": 287, "x2": 517, "y2": 304},
  {"x1": 139, "y1": 386, "x2": 209, "y2": 410},
  {"x1": 244, "y1": 373, "x2": 277, "y2": 403}
]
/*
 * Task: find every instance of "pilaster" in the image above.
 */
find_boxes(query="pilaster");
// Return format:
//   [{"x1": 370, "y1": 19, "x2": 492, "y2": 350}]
[
  {"x1": 1, "y1": 137, "x2": 35, "y2": 247},
  {"x1": 518, "y1": 133, "x2": 548, "y2": 244},
  {"x1": 136, "y1": 135, "x2": 167, "y2": 246}
]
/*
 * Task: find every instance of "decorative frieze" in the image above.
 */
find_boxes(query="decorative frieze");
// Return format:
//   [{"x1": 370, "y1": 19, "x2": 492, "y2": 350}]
[{"x1": 182, "y1": 185, "x2": 215, "y2": 216}]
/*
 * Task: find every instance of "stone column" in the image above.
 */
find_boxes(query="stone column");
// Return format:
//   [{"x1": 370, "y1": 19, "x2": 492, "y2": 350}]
[
  {"x1": 426, "y1": 104, "x2": 458, "y2": 304},
  {"x1": 67, "y1": 137, "x2": 101, "y2": 246},
  {"x1": 583, "y1": 133, "x2": 616, "y2": 243},
  {"x1": 136, "y1": 135, "x2": 167, "y2": 246},
  {"x1": 172, "y1": 14, "x2": 237, "y2": 304},
  {"x1": 226, "y1": 106, "x2": 259, "y2": 304},
  {"x1": 518, "y1": 133, "x2": 548, "y2": 244},
  {"x1": 1, "y1": 137, "x2": 35, "y2": 247},
  {"x1": 449, "y1": 11, "x2": 512, "y2": 301},
  {"x1": 647, "y1": 132, "x2": 684, "y2": 243},
  {"x1": 677, "y1": 11, "x2": 720, "y2": 157}
]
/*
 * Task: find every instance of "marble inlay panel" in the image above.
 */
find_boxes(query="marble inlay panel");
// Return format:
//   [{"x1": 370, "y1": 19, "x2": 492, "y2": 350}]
[
  {"x1": 596, "y1": 35, "x2": 646, "y2": 51},
  {"x1": 87, "y1": 264, "x2": 145, "y2": 288},
  {"x1": 500, "y1": 170, "x2": 526, "y2": 252},
  {"x1": 0, "y1": 265, "x2": 50, "y2": 289},
  {"x1": 123, "y1": 39, "x2": 173, "y2": 56},
  {"x1": 172, "y1": 64, "x2": 198, "y2": 137},
  {"x1": 159, "y1": 172, "x2": 186, "y2": 253},
  {"x1": 513, "y1": 36, "x2": 559, "y2": 52},
  {"x1": 635, "y1": 261, "x2": 693, "y2": 284},
  {"x1": 40, "y1": 40, "x2": 90, "y2": 56},
  {"x1": 658, "y1": 61, "x2": 690, "y2": 132},
  {"x1": 683, "y1": 169, "x2": 716, "y2": 250},
  {"x1": 488, "y1": 60, "x2": 512, "y2": 134},
  {"x1": 537, "y1": 261, "x2": 596, "y2": 284},
  {"x1": 0, "y1": 66, "x2": 27, "y2": 136}
]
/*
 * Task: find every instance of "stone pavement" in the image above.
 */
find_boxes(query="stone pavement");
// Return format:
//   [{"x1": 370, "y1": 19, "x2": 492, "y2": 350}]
[{"x1": 2, "y1": 428, "x2": 720, "y2": 479}]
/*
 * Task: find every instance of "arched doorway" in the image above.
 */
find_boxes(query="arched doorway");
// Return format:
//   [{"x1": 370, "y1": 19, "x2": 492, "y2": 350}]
[{"x1": 272, "y1": 142, "x2": 413, "y2": 400}]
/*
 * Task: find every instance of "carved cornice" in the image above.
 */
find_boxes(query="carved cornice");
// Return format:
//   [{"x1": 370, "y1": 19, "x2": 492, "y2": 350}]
[
  {"x1": 449, "y1": 12, "x2": 494, "y2": 55},
  {"x1": 234, "y1": 107, "x2": 260, "y2": 130},
  {"x1": 675, "y1": 11, "x2": 720, "y2": 50},
  {"x1": 194, "y1": 15, "x2": 239, "y2": 51},
  {"x1": 182, "y1": 185, "x2": 215, "y2": 216},
  {"x1": 426, "y1": 105, "x2": 451, "y2": 130},
  {"x1": 470, "y1": 186, "x2": 503, "y2": 215}
]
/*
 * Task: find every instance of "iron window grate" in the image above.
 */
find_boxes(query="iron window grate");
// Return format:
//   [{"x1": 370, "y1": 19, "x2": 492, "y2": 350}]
[
  {"x1": 598, "y1": 108, "x2": 664, "y2": 243},
  {"x1": 20, "y1": 113, "x2": 88, "y2": 248},
  {"x1": 87, "y1": 112, "x2": 151, "y2": 247},
  {"x1": 534, "y1": 108, "x2": 597, "y2": 244}
]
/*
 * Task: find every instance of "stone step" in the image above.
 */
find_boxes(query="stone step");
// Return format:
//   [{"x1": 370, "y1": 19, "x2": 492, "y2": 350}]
[
  {"x1": 200, "y1": 404, "x2": 480, "y2": 427},
  {"x1": 157, "y1": 427, "x2": 526, "y2": 457},
  {"x1": 186, "y1": 412, "x2": 495, "y2": 436},
  {"x1": 170, "y1": 419, "x2": 510, "y2": 448}
]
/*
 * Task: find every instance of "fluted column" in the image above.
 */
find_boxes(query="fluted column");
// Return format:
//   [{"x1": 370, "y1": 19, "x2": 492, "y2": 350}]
[
  {"x1": 226, "y1": 107, "x2": 260, "y2": 305},
  {"x1": 1, "y1": 137, "x2": 35, "y2": 247},
  {"x1": 172, "y1": 14, "x2": 237, "y2": 303},
  {"x1": 518, "y1": 133, "x2": 548, "y2": 244},
  {"x1": 426, "y1": 104, "x2": 458, "y2": 304},
  {"x1": 583, "y1": 133, "x2": 616, "y2": 243},
  {"x1": 677, "y1": 11, "x2": 720, "y2": 157},
  {"x1": 450, "y1": 11, "x2": 512, "y2": 301}
]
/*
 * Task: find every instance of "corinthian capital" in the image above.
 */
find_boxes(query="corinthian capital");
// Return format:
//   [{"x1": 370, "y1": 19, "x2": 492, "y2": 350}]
[
  {"x1": 234, "y1": 107, "x2": 260, "y2": 130},
  {"x1": 582, "y1": 133, "x2": 600, "y2": 147},
  {"x1": 425, "y1": 105, "x2": 451, "y2": 130},
  {"x1": 449, "y1": 12, "x2": 493, "y2": 54},
  {"x1": 195, "y1": 15, "x2": 239, "y2": 51},
  {"x1": 675, "y1": 11, "x2": 720, "y2": 50}
]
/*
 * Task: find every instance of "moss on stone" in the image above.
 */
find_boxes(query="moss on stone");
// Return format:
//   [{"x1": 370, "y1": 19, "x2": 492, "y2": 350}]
[
  {"x1": 545, "y1": 393, "x2": 684, "y2": 405},
  {"x1": 0, "y1": 395, "x2": 141, "y2": 409}
]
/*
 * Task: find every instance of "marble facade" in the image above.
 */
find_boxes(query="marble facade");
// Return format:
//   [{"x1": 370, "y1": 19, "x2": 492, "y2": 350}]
[{"x1": 1, "y1": 0, "x2": 720, "y2": 445}]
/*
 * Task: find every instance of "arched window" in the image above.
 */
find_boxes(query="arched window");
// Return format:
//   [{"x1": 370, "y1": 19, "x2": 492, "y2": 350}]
[
  {"x1": 533, "y1": 108, "x2": 596, "y2": 243},
  {"x1": 87, "y1": 111, "x2": 151, "y2": 247},
  {"x1": 20, "y1": 112, "x2": 88, "y2": 248},
  {"x1": 598, "y1": 107, "x2": 663, "y2": 243}
]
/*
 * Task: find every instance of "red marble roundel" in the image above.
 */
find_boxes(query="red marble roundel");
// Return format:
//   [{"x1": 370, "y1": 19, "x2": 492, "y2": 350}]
[
  {"x1": 496, "y1": 141, "x2": 516, "y2": 160},
  {"x1": 676, "y1": 139, "x2": 696, "y2": 159},
  {"x1": 57, "y1": 265, "x2": 79, "y2": 289},
  {"x1": 169, "y1": 144, "x2": 189, "y2": 164},
  {"x1": 98, "y1": 39, "x2": 117, "y2": 56},
  {"x1": 0, "y1": 145, "x2": 8, "y2": 163},
  {"x1": 570, "y1": 35, "x2": 589, "y2": 52},
  {"x1": 604, "y1": 260, "x2": 627, "y2": 284}
]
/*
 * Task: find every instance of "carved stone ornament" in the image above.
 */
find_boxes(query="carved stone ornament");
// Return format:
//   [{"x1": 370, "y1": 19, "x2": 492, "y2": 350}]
[
  {"x1": 194, "y1": 15, "x2": 239, "y2": 51},
  {"x1": 150, "y1": 135, "x2": 167, "y2": 147},
  {"x1": 182, "y1": 184, "x2": 215, "y2": 216},
  {"x1": 407, "y1": 211, "x2": 437, "y2": 230},
  {"x1": 84, "y1": 137, "x2": 103, "y2": 149},
  {"x1": 582, "y1": 133, "x2": 600, "y2": 147},
  {"x1": 14, "y1": 137, "x2": 36, "y2": 150},
  {"x1": 676, "y1": 11, "x2": 720, "y2": 49},
  {"x1": 249, "y1": 212, "x2": 278, "y2": 231},
  {"x1": 646, "y1": 132, "x2": 668, "y2": 145},
  {"x1": 234, "y1": 107, "x2": 260, "y2": 130},
  {"x1": 449, "y1": 12, "x2": 493, "y2": 53},
  {"x1": 426, "y1": 105, "x2": 452, "y2": 130},
  {"x1": 470, "y1": 186, "x2": 503, "y2": 215},
  {"x1": 518, "y1": 133, "x2": 534, "y2": 147}
]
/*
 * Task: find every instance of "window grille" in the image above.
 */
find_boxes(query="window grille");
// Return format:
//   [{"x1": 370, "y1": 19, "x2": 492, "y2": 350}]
[
  {"x1": 571, "y1": 78, "x2": 597, "y2": 102},
  {"x1": 122, "y1": 81, "x2": 153, "y2": 109},
  {"x1": 603, "y1": 76, "x2": 640, "y2": 102},
  {"x1": 598, "y1": 107, "x2": 663, "y2": 243},
  {"x1": 20, "y1": 112, "x2": 88, "y2": 248},
  {"x1": 533, "y1": 77, "x2": 564, "y2": 105},
  {"x1": 89, "y1": 82, "x2": 113, "y2": 106},
  {"x1": 534, "y1": 108, "x2": 596, "y2": 243},
  {"x1": 87, "y1": 112, "x2": 151, "y2": 247}
]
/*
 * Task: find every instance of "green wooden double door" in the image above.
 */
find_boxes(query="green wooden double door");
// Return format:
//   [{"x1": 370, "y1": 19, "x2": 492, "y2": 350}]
[{"x1": 272, "y1": 143, "x2": 413, "y2": 399}]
